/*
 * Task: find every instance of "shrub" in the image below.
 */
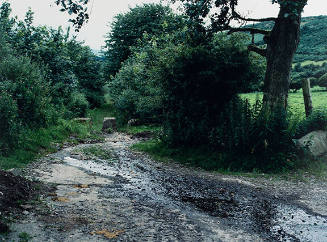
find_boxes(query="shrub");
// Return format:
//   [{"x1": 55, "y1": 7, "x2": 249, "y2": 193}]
[
  {"x1": 109, "y1": 44, "x2": 170, "y2": 124},
  {"x1": 0, "y1": 56, "x2": 53, "y2": 128},
  {"x1": 103, "y1": 3, "x2": 185, "y2": 78},
  {"x1": 160, "y1": 35, "x2": 263, "y2": 146},
  {"x1": 294, "y1": 109, "x2": 327, "y2": 138},
  {"x1": 209, "y1": 98, "x2": 298, "y2": 172},
  {"x1": 0, "y1": 91, "x2": 19, "y2": 154},
  {"x1": 67, "y1": 92, "x2": 89, "y2": 118}
]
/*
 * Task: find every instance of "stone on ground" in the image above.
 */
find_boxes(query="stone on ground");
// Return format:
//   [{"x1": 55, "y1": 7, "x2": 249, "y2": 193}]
[
  {"x1": 296, "y1": 130, "x2": 327, "y2": 158},
  {"x1": 102, "y1": 117, "x2": 117, "y2": 132}
]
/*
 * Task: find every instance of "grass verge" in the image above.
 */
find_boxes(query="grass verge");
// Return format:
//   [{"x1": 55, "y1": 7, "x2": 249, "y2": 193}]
[
  {"x1": 0, "y1": 119, "x2": 100, "y2": 170},
  {"x1": 118, "y1": 125, "x2": 161, "y2": 136},
  {"x1": 132, "y1": 139, "x2": 226, "y2": 170},
  {"x1": 132, "y1": 139, "x2": 327, "y2": 180},
  {"x1": 0, "y1": 103, "x2": 115, "y2": 170}
]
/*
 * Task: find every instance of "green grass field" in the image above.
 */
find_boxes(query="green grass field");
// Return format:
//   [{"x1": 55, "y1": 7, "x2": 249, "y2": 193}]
[
  {"x1": 240, "y1": 87, "x2": 327, "y2": 119},
  {"x1": 292, "y1": 60, "x2": 327, "y2": 67}
]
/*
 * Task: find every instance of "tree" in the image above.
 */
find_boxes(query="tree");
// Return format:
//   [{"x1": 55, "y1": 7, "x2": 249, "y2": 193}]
[
  {"x1": 103, "y1": 3, "x2": 185, "y2": 79},
  {"x1": 172, "y1": 0, "x2": 307, "y2": 109},
  {"x1": 54, "y1": 0, "x2": 90, "y2": 31}
]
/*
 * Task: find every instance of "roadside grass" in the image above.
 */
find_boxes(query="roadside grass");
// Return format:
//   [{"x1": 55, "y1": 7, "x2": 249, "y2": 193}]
[
  {"x1": 18, "y1": 232, "x2": 33, "y2": 242},
  {"x1": 0, "y1": 100, "x2": 115, "y2": 170},
  {"x1": 118, "y1": 125, "x2": 161, "y2": 136},
  {"x1": 0, "y1": 119, "x2": 97, "y2": 170},
  {"x1": 73, "y1": 145, "x2": 114, "y2": 161},
  {"x1": 132, "y1": 88, "x2": 327, "y2": 179},
  {"x1": 132, "y1": 139, "x2": 227, "y2": 171},
  {"x1": 132, "y1": 139, "x2": 327, "y2": 180},
  {"x1": 87, "y1": 101, "x2": 116, "y2": 132}
]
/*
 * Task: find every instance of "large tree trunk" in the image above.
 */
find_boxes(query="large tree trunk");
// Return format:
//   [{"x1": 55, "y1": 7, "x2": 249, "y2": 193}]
[{"x1": 263, "y1": 6, "x2": 302, "y2": 109}]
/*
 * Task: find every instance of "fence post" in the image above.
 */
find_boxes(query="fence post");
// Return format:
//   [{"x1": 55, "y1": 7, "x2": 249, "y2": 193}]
[{"x1": 302, "y1": 78, "x2": 313, "y2": 117}]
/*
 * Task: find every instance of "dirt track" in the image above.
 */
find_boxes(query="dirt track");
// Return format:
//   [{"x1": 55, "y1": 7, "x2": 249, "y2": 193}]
[{"x1": 2, "y1": 133, "x2": 327, "y2": 241}]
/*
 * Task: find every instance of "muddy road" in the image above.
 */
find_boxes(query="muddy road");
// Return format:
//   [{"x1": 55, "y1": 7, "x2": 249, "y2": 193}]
[{"x1": 2, "y1": 133, "x2": 327, "y2": 241}]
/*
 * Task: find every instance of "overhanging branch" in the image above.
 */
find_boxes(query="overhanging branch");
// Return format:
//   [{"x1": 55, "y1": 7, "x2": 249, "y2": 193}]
[
  {"x1": 248, "y1": 45, "x2": 267, "y2": 57},
  {"x1": 228, "y1": 28, "x2": 270, "y2": 35},
  {"x1": 232, "y1": 10, "x2": 276, "y2": 23}
]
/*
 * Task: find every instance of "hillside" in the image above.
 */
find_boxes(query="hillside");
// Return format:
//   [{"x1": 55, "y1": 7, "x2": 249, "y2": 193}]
[
  {"x1": 253, "y1": 15, "x2": 327, "y2": 64},
  {"x1": 251, "y1": 15, "x2": 327, "y2": 88}
]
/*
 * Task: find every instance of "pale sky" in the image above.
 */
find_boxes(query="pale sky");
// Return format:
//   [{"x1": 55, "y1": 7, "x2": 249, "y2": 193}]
[{"x1": 5, "y1": 0, "x2": 327, "y2": 50}]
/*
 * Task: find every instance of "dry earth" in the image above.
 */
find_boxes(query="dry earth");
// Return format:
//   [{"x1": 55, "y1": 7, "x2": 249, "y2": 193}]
[{"x1": 1, "y1": 133, "x2": 327, "y2": 241}]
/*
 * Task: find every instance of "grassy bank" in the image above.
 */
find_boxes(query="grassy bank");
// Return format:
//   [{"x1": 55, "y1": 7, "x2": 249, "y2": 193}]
[
  {"x1": 0, "y1": 103, "x2": 115, "y2": 170},
  {"x1": 132, "y1": 138, "x2": 327, "y2": 179},
  {"x1": 131, "y1": 88, "x2": 327, "y2": 176}
]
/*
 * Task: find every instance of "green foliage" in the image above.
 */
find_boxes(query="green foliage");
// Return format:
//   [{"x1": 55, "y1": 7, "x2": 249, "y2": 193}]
[
  {"x1": 0, "y1": 91, "x2": 19, "y2": 153},
  {"x1": 0, "y1": 3, "x2": 106, "y2": 160},
  {"x1": 295, "y1": 109, "x2": 327, "y2": 138},
  {"x1": 0, "y1": 28, "x2": 53, "y2": 154},
  {"x1": 160, "y1": 34, "x2": 263, "y2": 146},
  {"x1": 209, "y1": 98, "x2": 298, "y2": 172},
  {"x1": 67, "y1": 92, "x2": 89, "y2": 118},
  {"x1": 103, "y1": 3, "x2": 185, "y2": 78},
  {"x1": 252, "y1": 16, "x2": 327, "y2": 87},
  {"x1": 318, "y1": 73, "x2": 327, "y2": 88},
  {"x1": 0, "y1": 56, "x2": 52, "y2": 127},
  {"x1": 109, "y1": 44, "x2": 170, "y2": 124},
  {"x1": 0, "y1": 119, "x2": 93, "y2": 170}
]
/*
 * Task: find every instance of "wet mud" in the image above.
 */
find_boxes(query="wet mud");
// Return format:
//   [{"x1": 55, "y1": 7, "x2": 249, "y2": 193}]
[{"x1": 2, "y1": 133, "x2": 327, "y2": 241}]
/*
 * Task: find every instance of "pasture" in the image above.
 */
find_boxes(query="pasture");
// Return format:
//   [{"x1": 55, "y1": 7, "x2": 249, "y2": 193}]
[{"x1": 240, "y1": 87, "x2": 327, "y2": 119}]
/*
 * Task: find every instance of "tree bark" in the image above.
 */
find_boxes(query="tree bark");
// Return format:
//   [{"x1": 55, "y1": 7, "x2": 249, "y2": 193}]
[{"x1": 263, "y1": 6, "x2": 302, "y2": 109}]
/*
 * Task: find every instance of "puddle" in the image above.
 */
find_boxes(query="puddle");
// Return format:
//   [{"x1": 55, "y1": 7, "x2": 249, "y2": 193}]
[
  {"x1": 64, "y1": 157, "x2": 118, "y2": 177},
  {"x1": 272, "y1": 204, "x2": 327, "y2": 241}
]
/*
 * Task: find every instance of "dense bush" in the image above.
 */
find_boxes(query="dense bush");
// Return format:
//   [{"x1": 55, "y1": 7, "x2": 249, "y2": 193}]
[
  {"x1": 67, "y1": 92, "x2": 89, "y2": 118},
  {"x1": 208, "y1": 98, "x2": 298, "y2": 172},
  {"x1": 0, "y1": 3, "x2": 105, "y2": 155},
  {"x1": 0, "y1": 91, "x2": 19, "y2": 154},
  {"x1": 0, "y1": 56, "x2": 52, "y2": 127},
  {"x1": 160, "y1": 34, "x2": 264, "y2": 146},
  {"x1": 109, "y1": 43, "x2": 173, "y2": 124},
  {"x1": 0, "y1": 30, "x2": 53, "y2": 154},
  {"x1": 294, "y1": 109, "x2": 327, "y2": 138}
]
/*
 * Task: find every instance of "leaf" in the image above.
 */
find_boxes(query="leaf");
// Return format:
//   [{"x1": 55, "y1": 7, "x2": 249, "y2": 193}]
[
  {"x1": 52, "y1": 197, "x2": 70, "y2": 202},
  {"x1": 91, "y1": 229, "x2": 124, "y2": 239},
  {"x1": 74, "y1": 184, "x2": 89, "y2": 188}
]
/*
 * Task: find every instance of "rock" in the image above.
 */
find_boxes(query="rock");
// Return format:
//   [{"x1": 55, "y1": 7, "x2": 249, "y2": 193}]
[
  {"x1": 22, "y1": 210, "x2": 29, "y2": 215},
  {"x1": 73, "y1": 118, "x2": 92, "y2": 124},
  {"x1": 127, "y1": 119, "x2": 139, "y2": 127},
  {"x1": 102, "y1": 117, "x2": 117, "y2": 132},
  {"x1": 295, "y1": 130, "x2": 327, "y2": 158}
]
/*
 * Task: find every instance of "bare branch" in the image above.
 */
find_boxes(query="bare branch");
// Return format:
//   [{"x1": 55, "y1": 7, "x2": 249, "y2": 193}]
[
  {"x1": 232, "y1": 10, "x2": 276, "y2": 23},
  {"x1": 248, "y1": 45, "x2": 267, "y2": 57},
  {"x1": 228, "y1": 28, "x2": 270, "y2": 35}
]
